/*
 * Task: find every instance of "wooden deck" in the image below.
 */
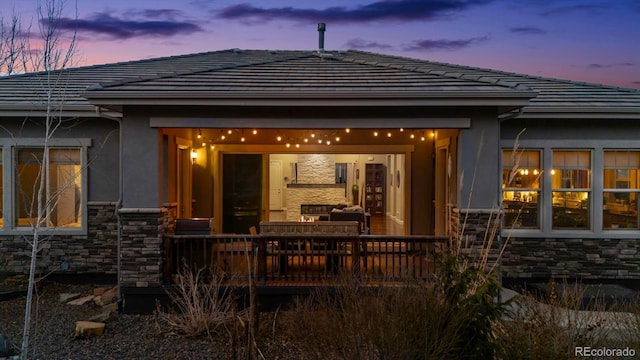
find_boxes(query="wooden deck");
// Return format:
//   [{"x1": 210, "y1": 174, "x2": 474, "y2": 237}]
[{"x1": 163, "y1": 233, "x2": 447, "y2": 286}]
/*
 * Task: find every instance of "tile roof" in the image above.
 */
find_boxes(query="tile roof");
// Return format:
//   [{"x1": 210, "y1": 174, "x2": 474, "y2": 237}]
[{"x1": 0, "y1": 49, "x2": 638, "y2": 119}]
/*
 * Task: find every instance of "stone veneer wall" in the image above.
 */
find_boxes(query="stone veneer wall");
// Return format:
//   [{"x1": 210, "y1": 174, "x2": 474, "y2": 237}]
[
  {"x1": 0, "y1": 202, "x2": 118, "y2": 275},
  {"x1": 285, "y1": 187, "x2": 347, "y2": 221},
  {"x1": 450, "y1": 208, "x2": 502, "y2": 269},
  {"x1": 163, "y1": 202, "x2": 178, "y2": 233},
  {"x1": 502, "y1": 238, "x2": 640, "y2": 279},
  {"x1": 296, "y1": 154, "x2": 336, "y2": 184},
  {"x1": 452, "y1": 208, "x2": 640, "y2": 280},
  {"x1": 118, "y1": 208, "x2": 166, "y2": 288}
]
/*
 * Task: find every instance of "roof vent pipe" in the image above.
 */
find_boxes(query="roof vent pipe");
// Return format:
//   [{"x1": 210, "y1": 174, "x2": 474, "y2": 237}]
[{"x1": 317, "y1": 23, "x2": 326, "y2": 53}]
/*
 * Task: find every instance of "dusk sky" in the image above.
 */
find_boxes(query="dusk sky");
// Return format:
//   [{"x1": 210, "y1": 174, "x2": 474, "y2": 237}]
[{"x1": 6, "y1": 0, "x2": 640, "y2": 89}]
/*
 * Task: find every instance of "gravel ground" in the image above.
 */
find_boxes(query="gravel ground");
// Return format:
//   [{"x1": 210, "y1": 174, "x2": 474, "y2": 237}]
[{"x1": 0, "y1": 283, "x2": 303, "y2": 360}]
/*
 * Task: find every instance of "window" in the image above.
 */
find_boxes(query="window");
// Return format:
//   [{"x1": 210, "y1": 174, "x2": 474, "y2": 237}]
[
  {"x1": 502, "y1": 150, "x2": 540, "y2": 228},
  {"x1": 15, "y1": 148, "x2": 82, "y2": 228},
  {"x1": 335, "y1": 163, "x2": 347, "y2": 184},
  {"x1": 501, "y1": 141, "x2": 640, "y2": 237},
  {"x1": 603, "y1": 151, "x2": 640, "y2": 230},
  {"x1": 551, "y1": 151, "x2": 591, "y2": 229}
]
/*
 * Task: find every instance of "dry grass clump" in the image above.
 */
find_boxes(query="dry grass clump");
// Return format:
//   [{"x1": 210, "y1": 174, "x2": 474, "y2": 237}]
[
  {"x1": 154, "y1": 266, "x2": 238, "y2": 338},
  {"x1": 497, "y1": 279, "x2": 640, "y2": 359},
  {"x1": 283, "y1": 257, "x2": 505, "y2": 360}
]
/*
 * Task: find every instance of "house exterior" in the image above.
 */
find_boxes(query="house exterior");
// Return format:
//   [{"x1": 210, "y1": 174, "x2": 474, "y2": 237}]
[{"x1": 0, "y1": 49, "x2": 639, "y2": 294}]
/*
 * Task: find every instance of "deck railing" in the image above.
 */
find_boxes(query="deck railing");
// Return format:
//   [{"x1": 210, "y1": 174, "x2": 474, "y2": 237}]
[{"x1": 163, "y1": 234, "x2": 448, "y2": 285}]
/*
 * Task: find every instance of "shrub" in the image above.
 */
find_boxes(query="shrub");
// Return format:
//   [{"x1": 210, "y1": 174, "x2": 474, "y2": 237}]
[
  {"x1": 155, "y1": 266, "x2": 237, "y2": 338},
  {"x1": 284, "y1": 255, "x2": 505, "y2": 360},
  {"x1": 497, "y1": 279, "x2": 640, "y2": 359}
]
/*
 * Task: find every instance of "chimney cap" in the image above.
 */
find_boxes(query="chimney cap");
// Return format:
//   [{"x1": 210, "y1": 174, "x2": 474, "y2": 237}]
[{"x1": 318, "y1": 23, "x2": 326, "y2": 31}]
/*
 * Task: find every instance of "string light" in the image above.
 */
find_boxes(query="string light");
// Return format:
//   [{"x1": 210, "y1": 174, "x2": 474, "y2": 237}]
[{"x1": 189, "y1": 128, "x2": 442, "y2": 146}]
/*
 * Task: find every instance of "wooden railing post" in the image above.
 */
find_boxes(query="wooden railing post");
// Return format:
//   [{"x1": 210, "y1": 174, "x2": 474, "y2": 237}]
[
  {"x1": 352, "y1": 235, "x2": 361, "y2": 277},
  {"x1": 162, "y1": 236, "x2": 173, "y2": 284},
  {"x1": 256, "y1": 235, "x2": 267, "y2": 285}
]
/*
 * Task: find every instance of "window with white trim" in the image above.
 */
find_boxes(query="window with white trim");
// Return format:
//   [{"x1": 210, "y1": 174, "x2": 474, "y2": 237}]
[
  {"x1": 14, "y1": 147, "x2": 83, "y2": 228},
  {"x1": 603, "y1": 151, "x2": 639, "y2": 230}
]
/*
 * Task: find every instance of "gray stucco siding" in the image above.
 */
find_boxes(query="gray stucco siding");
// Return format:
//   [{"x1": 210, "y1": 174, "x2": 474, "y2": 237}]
[
  {"x1": 0, "y1": 117, "x2": 120, "y2": 202},
  {"x1": 457, "y1": 113, "x2": 501, "y2": 210},
  {"x1": 121, "y1": 109, "x2": 162, "y2": 208},
  {"x1": 501, "y1": 118, "x2": 640, "y2": 142}
]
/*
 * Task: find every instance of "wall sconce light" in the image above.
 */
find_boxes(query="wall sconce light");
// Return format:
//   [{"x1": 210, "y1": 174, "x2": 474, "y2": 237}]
[{"x1": 191, "y1": 150, "x2": 198, "y2": 164}]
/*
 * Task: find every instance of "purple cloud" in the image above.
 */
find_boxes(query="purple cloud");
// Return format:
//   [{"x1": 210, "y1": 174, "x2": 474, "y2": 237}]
[
  {"x1": 216, "y1": 0, "x2": 493, "y2": 23},
  {"x1": 345, "y1": 38, "x2": 393, "y2": 50},
  {"x1": 403, "y1": 35, "x2": 490, "y2": 51},
  {"x1": 52, "y1": 11, "x2": 203, "y2": 40},
  {"x1": 123, "y1": 9, "x2": 185, "y2": 20},
  {"x1": 540, "y1": 4, "x2": 607, "y2": 16},
  {"x1": 509, "y1": 26, "x2": 546, "y2": 35},
  {"x1": 588, "y1": 63, "x2": 635, "y2": 69}
]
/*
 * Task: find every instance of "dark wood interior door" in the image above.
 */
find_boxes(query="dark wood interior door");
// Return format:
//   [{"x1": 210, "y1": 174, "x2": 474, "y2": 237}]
[{"x1": 222, "y1": 154, "x2": 262, "y2": 234}]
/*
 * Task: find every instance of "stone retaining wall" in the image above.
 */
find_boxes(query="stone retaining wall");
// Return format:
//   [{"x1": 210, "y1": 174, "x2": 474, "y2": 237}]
[{"x1": 0, "y1": 202, "x2": 118, "y2": 275}]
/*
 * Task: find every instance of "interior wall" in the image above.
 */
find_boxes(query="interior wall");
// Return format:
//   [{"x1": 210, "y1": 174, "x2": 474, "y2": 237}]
[
  {"x1": 192, "y1": 147, "x2": 213, "y2": 217},
  {"x1": 269, "y1": 154, "x2": 406, "y2": 218},
  {"x1": 387, "y1": 154, "x2": 405, "y2": 224},
  {"x1": 161, "y1": 128, "x2": 192, "y2": 206}
]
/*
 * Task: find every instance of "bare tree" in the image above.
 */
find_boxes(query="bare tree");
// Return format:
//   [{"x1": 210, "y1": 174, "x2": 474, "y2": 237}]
[
  {"x1": 13, "y1": 1, "x2": 79, "y2": 358},
  {"x1": 0, "y1": 8, "x2": 28, "y2": 75}
]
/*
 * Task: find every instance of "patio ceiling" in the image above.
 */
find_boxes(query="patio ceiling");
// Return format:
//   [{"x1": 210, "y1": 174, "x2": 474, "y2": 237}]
[{"x1": 183, "y1": 128, "x2": 438, "y2": 147}]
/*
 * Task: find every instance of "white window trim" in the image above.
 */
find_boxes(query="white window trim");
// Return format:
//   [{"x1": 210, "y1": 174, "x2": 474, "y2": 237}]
[
  {"x1": 500, "y1": 139, "x2": 640, "y2": 239},
  {"x1": 0, "y1": 138, "x2": 91, "y2": 235}
]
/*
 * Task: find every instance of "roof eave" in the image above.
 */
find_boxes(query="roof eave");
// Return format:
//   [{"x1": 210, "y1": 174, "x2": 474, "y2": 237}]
[
  {"x1": 83, "y1": 90, "x2": 536, "y2": 108},
  {"x1": 0, "y1": 104, "x2": 122, "y2": 119},
  {"x1": 521, "y1": 106, "x2": 640, "y2": 119}
]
